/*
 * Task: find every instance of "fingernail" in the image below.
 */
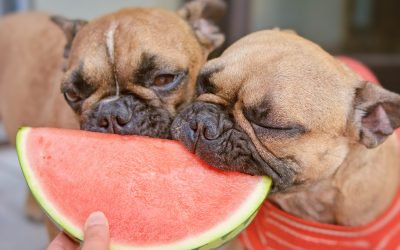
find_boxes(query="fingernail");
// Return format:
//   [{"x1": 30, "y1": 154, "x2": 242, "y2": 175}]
[{"x1": 85, "y1": 211, "x2": 107, "y2": 230}]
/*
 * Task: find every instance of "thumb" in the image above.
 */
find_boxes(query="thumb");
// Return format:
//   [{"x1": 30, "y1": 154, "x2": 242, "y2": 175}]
[{"x1": 82, "y1": 211, "x2": 110, "y2": 250}]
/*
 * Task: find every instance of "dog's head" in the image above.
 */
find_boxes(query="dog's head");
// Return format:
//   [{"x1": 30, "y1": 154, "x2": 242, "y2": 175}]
[
  {"x1": 172, "y1": 30, "x2": 400, "y2": 192},
  {"x1": 51, "y1": 0, "x2": 225, "y2": 138}
]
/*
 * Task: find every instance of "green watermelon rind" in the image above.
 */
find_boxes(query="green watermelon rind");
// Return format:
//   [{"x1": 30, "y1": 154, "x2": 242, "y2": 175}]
[
  {"x1": 17, "y1": 127, "x2": 85, "y2": 241},
  {"x1": 17, "y1": 127, "x2": 272, "y2": 250}
]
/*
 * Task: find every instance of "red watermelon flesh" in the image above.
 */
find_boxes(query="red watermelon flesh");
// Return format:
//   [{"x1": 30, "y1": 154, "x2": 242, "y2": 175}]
[{"x1": 17, "y1": 127, "x2": 271, "y2": 250}]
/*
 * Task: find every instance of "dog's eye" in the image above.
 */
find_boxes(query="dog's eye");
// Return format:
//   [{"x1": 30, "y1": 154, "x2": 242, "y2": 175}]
[
  {"x1": 153, "y1": 74, "x2": 176, "y2": 87},
  {"x1": 249, "y1": 120, "x2": 307, "y2": 138},
  {"x1": 64, "y1": 89, "x2": 81, "y2": 103},
  {"x1": 251, "y1": 122, "x2": 305, "y2": 137},
  {"x1": 243, "y1": 106, "x2": 306, "y2": 137}
]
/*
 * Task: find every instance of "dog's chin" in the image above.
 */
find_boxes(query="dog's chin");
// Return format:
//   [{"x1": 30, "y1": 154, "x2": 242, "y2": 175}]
[
  {"x1": 171, "y1": 101, "x2": 296, "y2": 192},
  {"x1": 80, "y1": 96, "x2": 173, "y2": 139}
]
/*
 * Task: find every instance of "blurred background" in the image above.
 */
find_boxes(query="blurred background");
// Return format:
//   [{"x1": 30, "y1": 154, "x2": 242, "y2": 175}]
[
  {"x1": 1, "y1": 0, "x2": 398, "y2": 91},
  {"x1": 0, "y1": 0, "x2": 399, "y2": 249}
]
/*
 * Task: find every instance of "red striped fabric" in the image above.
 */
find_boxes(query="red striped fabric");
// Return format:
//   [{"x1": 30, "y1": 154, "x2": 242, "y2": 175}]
[{"x1": 238, "y1": 57, "x2": 400, "y2": 250}]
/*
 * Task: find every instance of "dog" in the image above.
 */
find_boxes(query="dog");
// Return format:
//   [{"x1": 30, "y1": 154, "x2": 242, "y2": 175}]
[
  {"x1": 0, "y1": 0, "x2": 225, "y2": 240},
  {"x1": 171, "y1": 30, "x2": 400, "y2": 249}
]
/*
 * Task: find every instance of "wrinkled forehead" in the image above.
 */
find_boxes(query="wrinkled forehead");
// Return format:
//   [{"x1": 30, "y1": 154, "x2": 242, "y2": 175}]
[
  {"x1": 112, "y1": 9, "x2": 198, "y2": 53},
  {"x1": 240, "y1": 65, "x2": 354, "y2": 129},
  {"x1": 68, "y1": 8, "x2": 200, "y2": 69},
  {"x1": 66, "y1": 8, "x2": 202, "y2": 84},
  {"x1": 203, "y1": 30, "x2": 360, "y2": 128}
]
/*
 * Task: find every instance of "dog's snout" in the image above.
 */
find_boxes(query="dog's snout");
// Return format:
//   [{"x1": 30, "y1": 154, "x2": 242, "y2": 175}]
[
  {"x1": 81, "y1": 95, "x2": 172, "y2": 138},
  {"x1": 84, "y1": 95, "x2": 133, "y2": 134},
  {"x1": 98, "y1": 116, "x2": 109, "y2": 128},
  {"x1": 171, "y1": 101, "x2": 295, "y2": 191},
  {"x1": 188, "y1": 116, "x2": 220, "y2": 140},
  {"x1": 97, "y1": 108, "x2": 131, "y2": 133},
  {"x1": 171, "y1": 101, "x2": 232, "y2": 149}
]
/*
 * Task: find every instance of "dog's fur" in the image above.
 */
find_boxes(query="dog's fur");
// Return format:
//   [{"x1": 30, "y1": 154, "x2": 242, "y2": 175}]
[
  {"x1": 0, "y1": 0, "x2": 225, "y2": 240},
  {"x1": 172, "y1": 30, "x2": 400, "y2": 229}
]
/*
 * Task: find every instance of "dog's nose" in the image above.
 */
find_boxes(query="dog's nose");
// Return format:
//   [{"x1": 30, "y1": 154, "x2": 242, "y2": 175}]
[
  {"x1": 98, "y1": 111, "x2": 130, "y2": 131},
  {"x1": 96, "y1": 96, "x2": 133, "y2": 134},
  {"x1": 171, "y1": 102, "x2": 233, "y2": 150}
]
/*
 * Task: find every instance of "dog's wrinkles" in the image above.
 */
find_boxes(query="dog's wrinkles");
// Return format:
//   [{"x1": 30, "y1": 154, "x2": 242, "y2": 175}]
[{"x1": 105, "y1": 22, "x2": 120, "y2": 99}]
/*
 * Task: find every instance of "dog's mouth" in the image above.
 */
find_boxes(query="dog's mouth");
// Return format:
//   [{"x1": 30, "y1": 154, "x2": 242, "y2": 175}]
[
  {"x1": 80, "y1": 95, "x2": 173, "y2": 139},
  {"x1": 171, "y1": 101, "x2": 296, "y2": 192}
]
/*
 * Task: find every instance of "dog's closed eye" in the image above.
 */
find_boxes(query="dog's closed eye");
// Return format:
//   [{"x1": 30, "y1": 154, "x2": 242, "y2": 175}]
[
  {"x1": 243, "y1": 105, "x2": 306, "y2": 138},
  {"x1": 250, "y1": 122, "x2": 305, "y2": 138}
]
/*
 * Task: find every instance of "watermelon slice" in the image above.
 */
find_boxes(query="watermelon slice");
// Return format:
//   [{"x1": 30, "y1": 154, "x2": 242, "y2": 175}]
[{"x1": 17, "y1": 127, "x2": 271, "y2": 250}]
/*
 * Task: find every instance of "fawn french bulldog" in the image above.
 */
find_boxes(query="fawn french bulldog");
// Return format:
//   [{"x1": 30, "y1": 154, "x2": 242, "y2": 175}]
[
  {"x1": 0, "y1": 0, "x2": 225, "y2": 240},
  {"x1": 172, "y1": 30, "x2": 400, "y2": 249}
]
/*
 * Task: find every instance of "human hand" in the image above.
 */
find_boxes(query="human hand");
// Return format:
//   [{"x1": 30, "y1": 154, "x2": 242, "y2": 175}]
[{"x1": 47, "y1": 211, "x2": 110, "y2": 250}]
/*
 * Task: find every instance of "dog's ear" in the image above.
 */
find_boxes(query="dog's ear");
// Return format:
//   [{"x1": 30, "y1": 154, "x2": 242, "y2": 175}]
[
  {"x1": 353, "y1": 81, "x2": 400, "y2": 148},
  {"x1": 50, "y1": 15, "x2": 88, "y2": 58},
  {"x1": 178, "y1": 0, "x2": 226, "y2": 55}
]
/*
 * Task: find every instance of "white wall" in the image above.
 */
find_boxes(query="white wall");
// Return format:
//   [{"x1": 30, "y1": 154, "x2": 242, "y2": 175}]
[{"x1": 33, "y1": 0, "x2": 181, "y2": 20}]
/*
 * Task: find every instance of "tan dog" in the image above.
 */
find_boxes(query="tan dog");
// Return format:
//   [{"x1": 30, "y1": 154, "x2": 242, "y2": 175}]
[
  {"x1": 172, "y1": 29, "x2": 400, "y2": 233},
  {"x1": 0, "y1": 0, "x2": 224, "y2": 240}
]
